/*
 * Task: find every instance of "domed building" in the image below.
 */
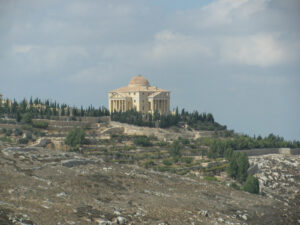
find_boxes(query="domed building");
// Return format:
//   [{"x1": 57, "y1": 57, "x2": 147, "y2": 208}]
[{"x1": 108, "y1": 75, "x2": 170, "y2": 114}]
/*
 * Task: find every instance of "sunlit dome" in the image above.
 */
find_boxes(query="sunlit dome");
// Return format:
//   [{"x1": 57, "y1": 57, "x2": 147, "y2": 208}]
[{"x1": 128, "y1": 75, "x2": 150, "y2": 87}]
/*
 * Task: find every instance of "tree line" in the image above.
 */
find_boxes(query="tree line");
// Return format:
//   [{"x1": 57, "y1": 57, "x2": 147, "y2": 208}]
[
  {"x1": 207, "y1": 133, "x2": 300, "y2": 158},
  {"x1": 0, "y1": 97, "x2": 109, "y2": 119}
]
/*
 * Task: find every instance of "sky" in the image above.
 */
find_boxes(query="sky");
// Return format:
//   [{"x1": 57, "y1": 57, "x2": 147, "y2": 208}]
[{"x1": 0, "y1": 0, "x2": 299, "y2": 141}]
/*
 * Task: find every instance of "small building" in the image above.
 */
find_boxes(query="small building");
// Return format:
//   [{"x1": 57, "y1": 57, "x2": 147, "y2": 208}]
[{"x1": 108, "y1": 75, "x2": 170, "y2": 114}]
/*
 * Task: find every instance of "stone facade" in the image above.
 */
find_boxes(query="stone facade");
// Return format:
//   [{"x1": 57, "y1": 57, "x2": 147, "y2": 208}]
[{"x1": 108, "y1": 75, "x2": 170, "y2": 114}]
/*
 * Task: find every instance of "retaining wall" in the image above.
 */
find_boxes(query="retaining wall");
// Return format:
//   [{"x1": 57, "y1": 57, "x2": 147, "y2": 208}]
[{"x1": 236, "y1": 148, "x2": 300, "y2": 156}]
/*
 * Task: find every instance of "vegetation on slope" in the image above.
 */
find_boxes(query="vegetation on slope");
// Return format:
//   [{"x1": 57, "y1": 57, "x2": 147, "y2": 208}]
[{"x1": 111, "y1": 108, "x2": 226, "y2": 131}]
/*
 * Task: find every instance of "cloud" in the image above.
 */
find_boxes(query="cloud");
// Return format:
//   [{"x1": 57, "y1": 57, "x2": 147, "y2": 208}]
[
  {"x1": 219, "y1": 33, "x2": 288, "y2": 66},
  {"x1": 146, "y1": 30, "x2": 214, "y2": 63},
  {"x1": 231, "y1": 73, "x2": 290, "y2": 86}
]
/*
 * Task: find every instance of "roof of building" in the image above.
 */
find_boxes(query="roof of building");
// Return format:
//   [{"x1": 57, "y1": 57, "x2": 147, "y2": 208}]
[
  {"x1": 129, "y1": 75, "x2": 150, "y2": 87},
  {"x1": 109, "y1": 75, "x2": 170, "y2": 93}
]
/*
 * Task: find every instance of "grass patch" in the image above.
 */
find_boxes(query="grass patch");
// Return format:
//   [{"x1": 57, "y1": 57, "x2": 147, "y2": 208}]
[
  {"x1": 230, "y1": 182, "x2": 240, "y2": 190},
  {"x1": 204, "y1": 176, "x2": 218, "y2": 181},
  {"x1": 0, "y1": 136, "x2": 13, "y2": 143}
]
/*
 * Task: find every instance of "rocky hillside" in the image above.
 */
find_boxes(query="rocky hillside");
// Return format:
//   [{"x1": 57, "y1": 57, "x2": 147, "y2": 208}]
[{"x1": 0, "y1": 143, "x2": 299, "y2": 225}]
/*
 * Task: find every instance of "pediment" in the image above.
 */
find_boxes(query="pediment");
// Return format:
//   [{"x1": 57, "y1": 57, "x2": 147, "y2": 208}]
[
  {"x1": 150, "y1": 92, "x2": 169, "y2": 99},
  {"x1": 110, "y1": 92, "x2": 127, "y2": 99}
]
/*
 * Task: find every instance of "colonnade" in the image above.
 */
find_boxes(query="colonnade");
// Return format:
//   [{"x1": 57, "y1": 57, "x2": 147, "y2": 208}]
[
  {"x1": 152, "y1": 99, "x2": 169, "y2": 113},
  {"x1": 110, "y1": 100, "x2": 126, "y2": 112}
]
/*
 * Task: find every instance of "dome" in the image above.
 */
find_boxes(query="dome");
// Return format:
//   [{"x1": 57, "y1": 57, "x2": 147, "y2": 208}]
[{"x1": 128, "y1": 75, "x2": 150, "y2": 87}]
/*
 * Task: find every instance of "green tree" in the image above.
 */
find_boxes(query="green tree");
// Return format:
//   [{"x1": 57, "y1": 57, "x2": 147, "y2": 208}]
[
  {"x1": 168, "y1": 140, "x2": 182, "y2": 162},
  {"x1": 224, "y1": 148, "x2": 233, "y2": 160},
  {"x1": 22, "y1": 112, "x2": 33, "y2": 124},
  {"x1": 227, "y1": 152, "x2": 249, "y2": 182},
  {"x1": 243, "y1": 175, "x2": 259, "y2": 194},
  {"x1": 16, "y1": 111, "x2": 22, "y2": 122},
  {"x1": 227, "y1": 153, "x2": 239, "y2": 179},
  {"x1": 65, "y1": 128, "x2": 86, "y2": 147},
  {"x1": 237, "y1": 152, "x2": 250, "y2": 182},
  {"x1": 134, "y1": 136, "x2": 152, "y2": 147}
]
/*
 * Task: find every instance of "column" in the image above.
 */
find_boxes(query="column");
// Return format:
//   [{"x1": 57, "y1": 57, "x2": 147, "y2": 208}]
[
  {"x1": 158, "y1": 100, "x2": 160, "y2": 112},
  {"x1": 165, "y1": 100, "x2": 167, "y2": 113}
]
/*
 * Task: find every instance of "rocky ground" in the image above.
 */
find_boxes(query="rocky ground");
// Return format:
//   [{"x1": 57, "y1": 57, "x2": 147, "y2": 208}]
[
  {"x1": 249, "y1": 154, "x2": 300, "y2": 222},
  {"x1": 0, "y1": 141, "x2": 299, "y2": 225}
]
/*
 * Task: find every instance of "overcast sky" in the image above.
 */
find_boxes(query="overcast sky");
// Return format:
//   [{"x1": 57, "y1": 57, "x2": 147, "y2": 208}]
[{"x1": 0, "y1": 0, "x2": 299, "y2": 140}]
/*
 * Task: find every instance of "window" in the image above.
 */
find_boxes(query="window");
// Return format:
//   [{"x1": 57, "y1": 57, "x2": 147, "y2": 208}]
[
  {"x1": 134, "y1": 92, "x2": 136, "y2": 95},
  {"x1": 142, "y1": 106, "x2": 144, "y2": 110},
  {"x1": 134, "y1": 100, "x2": 136, "y2": 103}
]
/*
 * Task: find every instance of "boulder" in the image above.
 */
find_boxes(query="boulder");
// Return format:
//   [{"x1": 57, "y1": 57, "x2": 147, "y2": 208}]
[{"x1": 113, "y1": 216, "x2": 127, "y2": 225}]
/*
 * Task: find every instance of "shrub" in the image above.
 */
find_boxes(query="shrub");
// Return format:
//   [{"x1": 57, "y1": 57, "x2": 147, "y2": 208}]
[
  {"x1": 176, "y1": 169, "x2": 189, "y2": 175},
  {"x1": 162, "y1": 159, "x2": 173, "y2": 166},
  {"x1": 5, "y1": 129, "x2": 12, "y2": 137},
  {"x1": 0, "y1": 128, "x2": 6, "y2": 134},
  {"x1": 178, "y1": 137, "x2": 190, "y2": 145},
  {"x1": 143, "y1": 160, "x2": 155, "y2": 168},
  {"x1": 0, "y1": 136, "x2": 12, "y2": 143},
  {"x1": 168, "y1": 140, "x2": 182, "y2": 162},
  {"x1": 230, "y1": 182, "x2": 240, "y2": 190},
  {"x1": 156, "y1": 141, "x2": 168, "y2": 147},
  {"x1": 19, "y1": 138, "x2": 29, "y2": 144},
  {"x1": 65, "y1": 128, "x2": 86, "y2": 147},
  {"x1": 22, "y1": 113, "x2": 33, "y2": 124},
  {"x1": 14, "y1": 128, "x2": 23, "y2": 136},
  {"x1": 243, "y1": 176, "x2": 259, "y2": 194},
  {"x1": 134, "y1": 136, "x2": 152, "y2": 147},
  {"x1": 32, "y1": 121, "x2": 48, "y2": 129},
  {"x1": 204, "y1": 176, "x2": 218, "y2": 181},
  {"x1": 182, "y1": 157, "x2": 193, "y2": 164}
]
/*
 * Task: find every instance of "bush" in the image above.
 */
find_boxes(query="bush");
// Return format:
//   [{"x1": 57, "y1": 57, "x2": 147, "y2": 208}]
[
  {"x1": 204, "y1": 176, "x2": 218, "y2": 181},
  {"x1": 243, "y1": 176, "x2": 259, "y2": 194},
  {"x1": 22, "y1": 113, "x2": 33, "y2": 124},
  {"x1": 32, "y1": 120, "x2": 48, "y2": 129},
  {"x1": 182, "y1": 157, "x2": 193, "y2": 164},
  {"x1": 162, "y1": 159, "x2": 173, "y2": 166},
  {"x1": 230, "y1": 182, "x2": 240, "y2": 190},
  {"x1": 134, "y1": 136, "x2": 152, "y2": 147},
  {"x1": 5, "y1": 129, "x2": 12, "y2": 137},
  {"x1": 14, "y1": 128, "x2": 23, "y2": 136},
  {"x1": 168, "y1": 140, "x2": 182, "y2": 162},
  {"x1": 65, "y1": 128, "x2": 86, "y2": 147},
  {"x1": 19, "y1": 138, "x2": 29, "y2": 144},
  {"x1": 0, "y1": 136, "x2": 12, "y2": 143},
  {"x1": 143, "y1": 160, "x2": 155, "y2": 168},
  {"x1": 178, "y1": 137, "x2": 190, "y2": 145},
  {"x1": 0, "y1": 128, "x2": 6, "y2": 134}
]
